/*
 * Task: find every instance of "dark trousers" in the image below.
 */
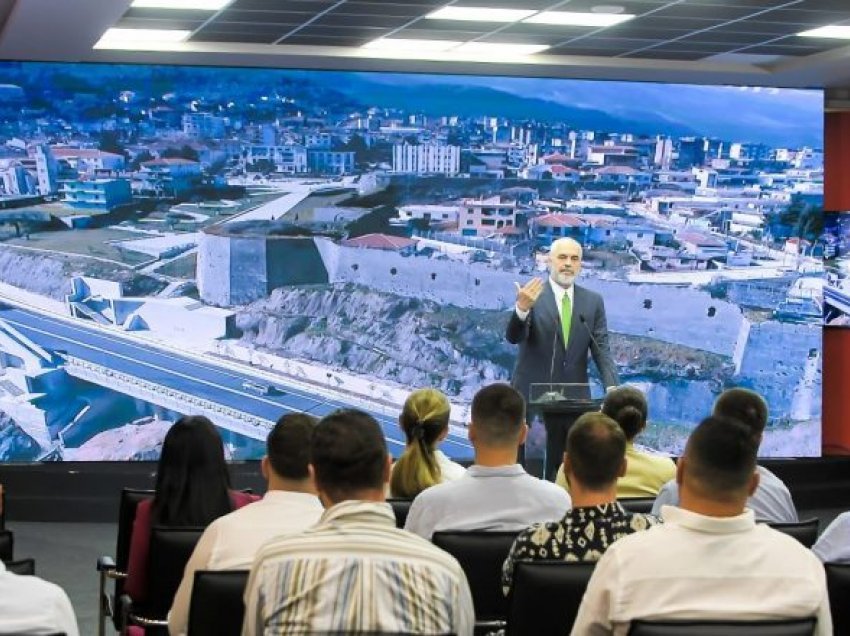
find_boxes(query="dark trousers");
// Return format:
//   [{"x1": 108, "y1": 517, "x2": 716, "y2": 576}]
[{"x1": 543, "y1": 413, "x2": 579, "y2": 482}]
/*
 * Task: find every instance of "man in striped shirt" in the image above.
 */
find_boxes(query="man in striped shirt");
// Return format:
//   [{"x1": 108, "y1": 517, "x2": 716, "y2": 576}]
[{"x1": 242, "y1": 409, "x2": 474, "y2": 636}]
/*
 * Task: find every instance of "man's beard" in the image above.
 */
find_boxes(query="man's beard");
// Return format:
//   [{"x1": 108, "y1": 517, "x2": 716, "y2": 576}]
[{"x1": 554, "y1": 271, "x2": 575, "y2": 287}]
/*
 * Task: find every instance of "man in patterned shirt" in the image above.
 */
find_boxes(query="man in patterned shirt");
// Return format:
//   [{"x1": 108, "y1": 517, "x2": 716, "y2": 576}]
[
  {"x1": 502, "y1": 412, "x2": 660, "y2": 595},
  {"x1": 242, "y1": 408, "x2": 474, "y2": 636}
]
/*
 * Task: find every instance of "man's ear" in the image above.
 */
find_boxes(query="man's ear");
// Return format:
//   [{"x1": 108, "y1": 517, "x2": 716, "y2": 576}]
[
  {"x1": 260, "y1": 456, "x2": 269, "y2": 481},
  {"x1": 747, "y1": 468, "x2": 760, "y2": 497},
  {"x1": 617, "y1": 457, "x2": 627, "y2": 478},
  {"x1": 383, "y1": 454, "x2": 392, "y2": 484},
  {"x1": 676, "y1": 456, "x2": 686, "y2": 486},
  {"x1": 517, "y1": 422, "x2": 528, "y2": 446}
]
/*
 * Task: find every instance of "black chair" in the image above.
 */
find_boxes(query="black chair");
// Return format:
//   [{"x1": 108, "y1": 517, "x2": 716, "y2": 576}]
[
  {"x1": 0, "y1": 529, "x2": 13, "y2": 561},
  {"x1": 618, "y1": 498, "x2": 656, "y2": 514},
  {"x1": 826, "y1": 562, "x2": 850, "y2": 636},
  {"x1": 0, "y1": 485, "x2": 6, "y2": 530},
  {"x1": 96, "y1": 488, "x2": 154, "y2": 635},
  {"x1": 187, "y1": 570, "x2": 249, "y2": 636},
  {"x1": 506, "y1": 561, "x2": 596, "y2": 636},
  {"x1": 387, "y1": 498, "x2": 413, "y2": 529},
  {"x1": 4, "y1": 557, "x2": 35, "y2": 575},
  {"x1": 432, "y1": 531, "x2": 519, "y2": 633},
  {"x1": 628, "y1": 617, "x2": 816, "y2": 635},
  {"x1": 120, "y1": 525, "x2": 205, "y2": 634},
  {"x1": 765, "y1": 518, "x2": 820, "y2": 548}
]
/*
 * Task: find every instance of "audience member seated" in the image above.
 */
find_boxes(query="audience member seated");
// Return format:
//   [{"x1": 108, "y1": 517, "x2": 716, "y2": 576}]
[
  {"x1": 502, "y1": 411, "x2": 660, "y2": 596},
  {"x1": 651, "y1": 388, "x2": 798, "y2": 522},
  {"x1": 390, "y1": 388, "x2": 465, "y2": 498},
  {"x1": 813, "y1": 511, "x2": 850, "y2": 564},
  {"x1": 555, "y1": 386, "x2": 675, "y2": 497},
  {"x1": 167, "y1": 413, "x2": 323, "y2": 636},
  {"x1": 242, "y1": 408, "x2": 474, "y2": 635},
  {"x1": 571, "y1": 415, "x2": 831, "y2": 635},
  {"x1": 405, "y1": 383, "x2": 570, "y2": 540},
  {"x1": 0, "y1": 558, "x2": 80, "y2": 636},
  {"x1": 125, "y1": 416, "x2": 257, "y2": 605}
]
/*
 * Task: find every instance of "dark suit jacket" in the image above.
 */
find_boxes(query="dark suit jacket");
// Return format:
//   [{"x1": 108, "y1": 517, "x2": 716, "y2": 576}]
[{"x1": 505, "y1": 281, "x2": 618, "y2": 402}]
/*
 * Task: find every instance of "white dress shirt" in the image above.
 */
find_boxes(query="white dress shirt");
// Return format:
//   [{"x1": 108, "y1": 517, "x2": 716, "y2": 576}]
[
  {"x1": 0, "y1": 560, "x2": 80, "y2": 636},
  {"x1": 168, "y1": 490, "x2": 323, "y2": 636},
  {"x1": 813, "y1": 511, "x2": 850, "y2": 563},
  {"x1": 571, "y1": 506, "x2": 831, "y2": 636},
  {"x1": 404, "y1": 464, "x2": 571, "y2": 540}
]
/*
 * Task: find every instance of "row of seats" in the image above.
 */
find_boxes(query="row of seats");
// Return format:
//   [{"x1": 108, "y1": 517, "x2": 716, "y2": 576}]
[{"x1": 97, "y1": 488, "x2": 845, "y2": 635}]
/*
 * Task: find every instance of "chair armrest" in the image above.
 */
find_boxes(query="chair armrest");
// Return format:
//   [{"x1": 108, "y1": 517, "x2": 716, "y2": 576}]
[
  {"x1": 97, "y1": 556, "x2": 116, "y2": 572},
  {"x1": 128, "y1": 614, "x2": 170, "y2": 628}
]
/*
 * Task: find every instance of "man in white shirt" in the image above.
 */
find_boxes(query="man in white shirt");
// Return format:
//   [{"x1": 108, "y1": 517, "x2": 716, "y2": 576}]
[
  {"x1": 242, "y1": 409, "x2": 474, "y2": 636},
  {"x1": 651, "y1": 388, "x2": 798, "y2": 523},
  {"x1": 572, "y1": 415, "x2": 831, "y2": 636},
  {"x1": 813, "y1": 511, "x2": 850, "y2": 563},
  {"x1": 168, "y1": 413, "x2": 324, "y2": 636},
  {"x1": 405, "y1": 383, "x2": 571, "y2": 540},
  {"x1": 0, "y1": 560, "x2": 80, "y2": 636}
]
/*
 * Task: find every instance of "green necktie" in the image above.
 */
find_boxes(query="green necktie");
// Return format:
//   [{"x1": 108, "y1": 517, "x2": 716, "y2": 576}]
[{"x1": 561, "y1": 292, "x2": 572, "y2": 348}]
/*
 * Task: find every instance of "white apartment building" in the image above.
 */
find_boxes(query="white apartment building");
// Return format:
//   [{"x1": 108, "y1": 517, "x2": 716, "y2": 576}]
[{"x1": 393, "y1": 143, "x2": 460, "y2": 175}]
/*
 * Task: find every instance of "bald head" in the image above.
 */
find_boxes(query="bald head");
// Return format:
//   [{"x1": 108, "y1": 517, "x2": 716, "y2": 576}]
[{"x1": 549, "y1": 238, "x2": 582, "y2": 288}]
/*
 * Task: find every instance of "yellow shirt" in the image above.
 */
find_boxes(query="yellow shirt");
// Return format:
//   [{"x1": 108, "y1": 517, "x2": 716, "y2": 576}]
[{"x1": 556, "y1": 443, "x2": 676, "y2": 498}]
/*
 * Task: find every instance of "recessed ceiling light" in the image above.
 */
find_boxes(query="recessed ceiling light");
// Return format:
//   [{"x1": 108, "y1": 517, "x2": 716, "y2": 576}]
[
  {"x1": 94, "y1": 28, "x2": 191, "y2": 49},
  {"x1": 524, "y1": 11, "x2": 635, "y2": 27},
  {"x1": 425, "y1": 6, "x2": 538, "y2": 23},
  {"x1": 798, "y1": 25, "x2": 850, "y2": 39},
  {"x1": 362, "y1": 38, "x2": 461, "y2": 52},
  {"x1": 454, "y1": 42, "x2": 551, "y2": 55},
  {"x1": 130, "y1": 0, "x2": 232, "y2": 9}
]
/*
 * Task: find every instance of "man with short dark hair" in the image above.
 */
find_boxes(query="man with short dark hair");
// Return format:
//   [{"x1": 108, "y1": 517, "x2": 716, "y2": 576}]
[
  {"x1": 652, "y1": 388, "x2": 798, "y2": 522},
  {"x1": 168, "y1": 413, "x2": 323, "y2": 636},
  {"x1": 242, "y1": 409, "x2": 474, "y2": 636},
  {"x1": 572, "y1": 416, "x2": 831, "y2": 635},
  {"x1": 405, "y1": 384, "x2": 570, "y2": 540},
  {"x1": 501, "y1": 412, "x2": 659, "y2": 595}
]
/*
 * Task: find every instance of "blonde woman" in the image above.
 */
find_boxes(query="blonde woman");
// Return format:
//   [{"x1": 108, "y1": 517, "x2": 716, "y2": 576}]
[{"x1": 390, "y1": 389, "x2": 466, "y2": 498}]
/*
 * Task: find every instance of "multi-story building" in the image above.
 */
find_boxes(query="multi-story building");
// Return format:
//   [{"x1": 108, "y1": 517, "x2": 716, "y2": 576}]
[
  {"x1": 31, "y1": 144, "x2": 58, "y2": 195},
  {"x1": 0, "y1": 160, "x2": 36, "y2": 195},
  {"x1": 307, "y1": 150, "x2": 355, "y2": 175},
  {"x1": 51, "y1": 148, "x2": 126, "y2": 174},
  {"x1": 458, "y1": 196, "x2": 521, "y2": 237},
  {"x1": 393, "y1": 143, "x2": 460, "y2": 175},
  {"x1": 60, "y1": 178, "x2": 132, "y2": 209},
  {"x1": 247, "y1": 144, "x2": 308, "y2": 173},
  {"x1": 182, "y1": 113, "x2": 226, "y2": 139},
  {"x1": 135, "y1": 158, "x2": 202, "y2": 198}
]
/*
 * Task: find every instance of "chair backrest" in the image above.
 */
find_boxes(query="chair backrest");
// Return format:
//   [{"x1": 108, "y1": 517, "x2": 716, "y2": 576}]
[
  {"x1": 387, "y1": 498, "x2": 413, "y2": 529},
  {"x1": 627, "y1": 617, "x2": 816, "y2": 636},
  {"x1": 618, "y1": 498, "x2": 656, "y2": 514},
  {"x1": 826, "y1": 562, "x2": 850, "y2": 636},
  {"x1": 764, "y1": 518, "x2": 819, "y2": 549},
  {"x1": 145, "y1": 526, "x2": 205, "y2": 619},
  {"x1": 116, "y1": 488, "x2": 154, "y2": 572},
  {"x1": 4, "y1": 557, "x2": 35, "y2": 575},
  {"x1": 188, "y1": 570, "x2": 249, "y2": 636},
  {"x1": 506, "y1": 561, "x2": 596, "y2": 636},
  {"x1": 432, "y1": 530, "x2": 519, "y2": 623},
  {"x1": 0, "y1": 529, "x2": 12, "y2": 561}
]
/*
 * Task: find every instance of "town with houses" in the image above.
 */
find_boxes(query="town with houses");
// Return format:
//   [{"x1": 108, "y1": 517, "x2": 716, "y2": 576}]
[{"x1": 0, "y1": 64, "x2": 826, "y2": 460}]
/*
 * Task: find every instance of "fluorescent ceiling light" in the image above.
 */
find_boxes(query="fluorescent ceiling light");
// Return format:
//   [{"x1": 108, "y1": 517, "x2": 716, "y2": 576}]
[
  {"x1": 95, "y1": 28, "x2": 191, "y2": 49},
  {"x1": 131, "y1": 0, "x2": 232, "y2": 9},
  {"x1": 362, "y1": 38, "x2": 461, "y2": 52},
  {"x1": 798, "y1": 25, "x2": 850, "y2": 39},
  {"x1": 426, "y1": 6, "x2": 538, "y2": 22},
  {"x1": 525, "y1": 11, "x2": 634, "y2": 27},
  {"x1": 454, "y1": 42, "x2": 550, "y2": 55}
]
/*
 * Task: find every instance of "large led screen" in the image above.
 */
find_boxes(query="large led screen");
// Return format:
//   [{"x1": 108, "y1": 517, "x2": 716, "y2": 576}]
[
  {"x1": 823, "y1": 212, "x2": 850, "y2": 327},
  {"x1": 0, "y1": 62, "x2": 824, "y2": 461}
]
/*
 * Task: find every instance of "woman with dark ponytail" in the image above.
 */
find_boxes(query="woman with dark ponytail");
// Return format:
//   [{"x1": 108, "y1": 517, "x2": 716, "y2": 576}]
[
  {"x1": 556, "y1": 386, "x2": 675, "y2": 497},
  {"x1": 390, "y1": 389, "x2": 465, "y2": 498}
]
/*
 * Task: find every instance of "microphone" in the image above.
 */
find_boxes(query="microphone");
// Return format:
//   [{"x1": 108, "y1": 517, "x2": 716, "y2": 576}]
[
  {"x1": 579, "y1": 314, "x2": 601, "y2": 355},
  {"x1": 540, "y1": 315, "x2": 562, "y2": 403}
]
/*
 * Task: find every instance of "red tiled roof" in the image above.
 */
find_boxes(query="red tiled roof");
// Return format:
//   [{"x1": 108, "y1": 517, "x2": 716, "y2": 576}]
[
  {"x1": 543, "y1": 152, "x2": 570, "y2": 163},
  {"x1": 549, "y1": 164, "x2": 578, "y2": 174},
  {"x1": 595, "y1": 166, "x2": 644, "y2": 175},
  {"x1": 341, "y1": 233, "x2": 416, "y2": 250},
  {"x1": 535, "y1": 213, "x2": 584, "y2": 228},
  {"x1": 142, "y1": 158, "x2": 200, "y2": 166},
  {"x1": 678, "y1": 231, "x2": 725, "y2": 247},
  {"x1": 51, "y1": 148, "x2": 123, "y2": 159}
]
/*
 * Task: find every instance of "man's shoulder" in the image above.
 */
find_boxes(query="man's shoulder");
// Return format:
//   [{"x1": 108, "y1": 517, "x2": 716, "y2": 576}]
[{"x1": 756, "y1": 465, "x2": 792, "y2": 490}]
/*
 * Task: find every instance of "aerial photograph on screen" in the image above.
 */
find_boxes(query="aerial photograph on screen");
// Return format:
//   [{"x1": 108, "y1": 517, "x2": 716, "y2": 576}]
[
  {"x1": 823, "y1": 212, "x2": 850, "y2": 327},
  {"x1": 0, "y1": 62, "x2": 824, "y2": 461}
]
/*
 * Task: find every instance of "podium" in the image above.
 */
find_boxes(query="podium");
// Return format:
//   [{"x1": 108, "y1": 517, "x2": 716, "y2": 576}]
[{"x1": 530, "y1": 383, "x2": 602, "y2": 482}]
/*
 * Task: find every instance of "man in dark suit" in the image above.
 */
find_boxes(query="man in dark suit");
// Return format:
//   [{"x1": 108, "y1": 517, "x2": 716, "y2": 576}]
[{"x1": 506, "y1": 237, "x2": 618, "y2": 480}]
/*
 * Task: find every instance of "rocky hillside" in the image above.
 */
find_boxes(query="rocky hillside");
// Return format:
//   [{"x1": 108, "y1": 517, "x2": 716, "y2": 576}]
[
  {"x1": 236, "y1": 284, "x2": 733, "y2": 400},
  {"x1": 0, "y1": 247, "x2": 164, "y2": 300}
]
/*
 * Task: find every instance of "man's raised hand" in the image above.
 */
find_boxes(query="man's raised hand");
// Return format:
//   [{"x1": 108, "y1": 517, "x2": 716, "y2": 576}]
[{"x1": 515, "y1": 277, "x2": 544, "y2": 312}]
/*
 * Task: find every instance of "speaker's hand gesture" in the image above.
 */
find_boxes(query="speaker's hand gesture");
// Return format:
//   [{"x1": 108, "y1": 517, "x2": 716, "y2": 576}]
[{"x1": 514, "y1": 278, "x2": 544, "y2": 312}]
